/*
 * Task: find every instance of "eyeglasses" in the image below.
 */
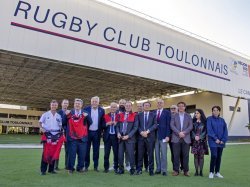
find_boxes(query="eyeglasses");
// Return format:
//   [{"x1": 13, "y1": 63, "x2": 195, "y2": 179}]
[{"x1": 170, "y1": 108, "x2": 176, "y2": 110}]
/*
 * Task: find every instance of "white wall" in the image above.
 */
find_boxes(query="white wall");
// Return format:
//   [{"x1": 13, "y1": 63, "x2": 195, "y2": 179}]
[
  {"x1": 0, "y1": 0, "x2": 250, "y2": 99},
  {"x1": 222, "y1": 95, "x2": 250, "y2": 136}
]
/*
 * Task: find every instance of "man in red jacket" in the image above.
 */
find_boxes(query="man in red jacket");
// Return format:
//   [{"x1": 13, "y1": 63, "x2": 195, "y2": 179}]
[
  {"x1": 116, "y1": 101, "x2": 138, "y2": 175},
  {"x1": 103, "y1": 102, "x2": 119, "y2": 173}
]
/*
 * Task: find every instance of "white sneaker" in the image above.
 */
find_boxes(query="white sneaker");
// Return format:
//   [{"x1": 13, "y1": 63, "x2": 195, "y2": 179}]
[
  {"x1": 209, "y1": 172, "x2": 214, "y2": 179},
  {"x1": 125, "y1": 165, "x2": 131, "y2": 172},
  {"x1": 215, "y1": 172, "x2": 224, "y2": 178},
  {"x1": 108, "y1": 167, "x2": 114, "y2": 171}
]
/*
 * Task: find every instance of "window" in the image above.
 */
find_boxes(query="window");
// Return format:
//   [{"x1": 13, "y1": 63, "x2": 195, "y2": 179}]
[
  {"x1": 9, "y1": 114, "x2": 27, "y2": 119},
  {"x1": 229, "y1": 106, "x2": 241, "y2": 112},
  {"x1": 0, "y1": 113, "x2": 8, "y2": 118},
  {"x1": 27, "y1": 116, "x2": 40, "y2": 120}
]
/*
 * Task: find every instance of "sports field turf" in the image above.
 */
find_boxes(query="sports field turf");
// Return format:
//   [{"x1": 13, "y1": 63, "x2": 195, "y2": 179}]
[
  {"x1": 0, "y1": 134, "x2": 40, "y2": 144},
  {"x1": 0, "y1": 144, "x2": 250, "y2": 187}
]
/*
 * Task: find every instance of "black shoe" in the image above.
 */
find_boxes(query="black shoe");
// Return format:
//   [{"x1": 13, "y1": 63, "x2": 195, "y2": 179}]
[
  {"x1": 149, "y1": 171, "x2": 154, "y2": 176},
  {"x1": 117, "y1": 169, "x2": 124, "y2": 175},
  {"x1": 94, "y1": 168, "x2": 99, "y2": 172},
  {"x1": 114, "y1": 169, "x2": 119, "y2": 174},
  {"x1": 103, "y1": 169, "x2": 109, "y2": 173},
  {"x1": 41, "y1": 172, "x2": 46, "y2": 175},
  {"x1": 55, "y1": 167, "x2": 59, "y2": 171},
  {"x1": 155, "y1": 171, "x2": 161, "y2": 174},
  {"x1": 195, "y1": 170, "x2": 198, "y2": 176},
  {"x1": 200, "y1": 171, "x2": 203, "y2": 177},
  {"x1": 130, "y1": 169, "x2": 135, "y2": 175},
  {"x1": 162, "y1": 172, "x2": 167, "y2": 176},
  {"x1": 48, "y1": 171, "x2": 57, "y2": 174},
  {"x1": 136, "y1": 170, "x2": 142, "y2": 175},
  {"x1": 68, "y1": 170, "x2": 73, "y2": 174},
  {"x1": 77, "y1": 169, "x2": 85, "y2": 173}
]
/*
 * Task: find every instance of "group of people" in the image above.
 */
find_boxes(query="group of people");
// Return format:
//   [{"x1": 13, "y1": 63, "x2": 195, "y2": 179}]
[{"x1": 39, "y1": 97, "x2": 228, "y2": 179}]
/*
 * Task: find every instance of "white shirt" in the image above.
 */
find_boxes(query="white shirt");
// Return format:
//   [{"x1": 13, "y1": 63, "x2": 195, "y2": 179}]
[
  {"x1": 143, "y1": 111, "x2": 149, "y2": 130},
  {"x1": 39, "y1": 111, "x2": 62, "y2": 135},
  {"x1": 179, "y1": 112, "x2": 185, "y2": 131},
  {"x1": 144, "y1": 111, "x2": 149, "y2": 120},
  {"x1": 74, "y1": 109, "x2": 81, "y2": 116},
  {"x1": 89, "y1": 107, "x2": 99, "y2": 131}
]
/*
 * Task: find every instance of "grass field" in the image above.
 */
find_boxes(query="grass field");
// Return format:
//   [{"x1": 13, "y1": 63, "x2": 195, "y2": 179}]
[
  {"x1": 0, "y1": 134, "x2": 40, "y2": 144},
  {"x1": 0, "y1": 144, "x2": 250, "y2": 187}
]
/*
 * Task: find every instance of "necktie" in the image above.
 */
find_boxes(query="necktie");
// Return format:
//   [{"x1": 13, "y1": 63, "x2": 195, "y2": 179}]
[
  {"x1": 144, "y1": 112, "x2": 148, "y2": 130},
  {"x1": 122, "y1": 113, "x2": 128, "y2": 135},
  {"x1": 157, "y1": 110, "x2": 160, "y2": 122},
  {"x1": 111, "y1": 114, "x2": 115, "y2": 134}
]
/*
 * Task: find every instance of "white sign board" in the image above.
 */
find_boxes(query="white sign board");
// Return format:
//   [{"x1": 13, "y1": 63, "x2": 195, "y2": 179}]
[{"x1": 0, "y1": 0, "x2": 250, "y2": 98}]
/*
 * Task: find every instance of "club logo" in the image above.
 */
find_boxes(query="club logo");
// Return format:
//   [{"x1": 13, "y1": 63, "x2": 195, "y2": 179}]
[{"x1": 230, "y1": 60, "x2": 249, "y2": 77}]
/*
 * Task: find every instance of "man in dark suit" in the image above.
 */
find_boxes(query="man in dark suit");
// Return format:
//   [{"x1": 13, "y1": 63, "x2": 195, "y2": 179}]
[
  {"x1": 171, "y1": 102, "x2": 193, "y2": 176},
  {"x1": 66, "y1": 98, "x2": 92, "y2": 174},
  {"x1": 155, "y1": 99, "x2": 171, "y2": 176},
  {"x1": 116, "y1": 101, "x2": 138, "y2": 175},
  {"x1": 135, "y1": 103, "x2": 149, "y2": 172},
  {"x1": 136, "y1": 102, "x2": 158, "y2": 176},
  {"x1": 118, "y1": 99, "x2": 130, "y2": 171},
  {"x1": 84, "y1": 96, "x2": 105, "y2": 172},
  {"x1": 56, "y1": 99, "x2": 69, "y2": 170},
  {"x1": 103, "y1": 102, "x2": 119, "y2": 173}
]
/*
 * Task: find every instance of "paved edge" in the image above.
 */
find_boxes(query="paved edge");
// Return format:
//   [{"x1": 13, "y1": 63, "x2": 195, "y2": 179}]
[{"x1": 0, "y1": 143, "x2": 250, "y2": 149}]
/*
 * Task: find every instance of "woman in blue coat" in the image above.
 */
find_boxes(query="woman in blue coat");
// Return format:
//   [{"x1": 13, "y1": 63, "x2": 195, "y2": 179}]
[{"x1": 207, "y1": 106, "x2": 228, "y2": 179}]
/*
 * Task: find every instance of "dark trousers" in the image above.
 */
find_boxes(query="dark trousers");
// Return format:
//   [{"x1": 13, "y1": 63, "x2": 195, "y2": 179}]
[
  {"x1": 169, "y1": 142, "x2": 174, "y2": 170},
  {"x1": 85, "y1": 130, "x2": 100, "y2": 169},
  {"x1": 137, "y1": 138, "x2": 155, "y2": 172},
  {"x1": 169, "y1": 141, "x2": 183, "y2": 171},
  {"x1": 135, "y1": 142, "x2": 148, "y2": 170},
  {"x1": 210, "y1": 147, "x2": 223, "y2": 173},
  {"x1": 54, "y1": 142, "x2": 68, "y2": 169},
  {"x1": 68, "y1": 139, "x2": 87, "y2": 171},
  {"x1": 104, "y1": 134, "x2": 118, "y2": 170},
  {"x1": 40, "y1": 157, "x2": 55, "y2": 173},
  {"x1": 172, "y1": 139, "x2": 190, "y2": 173},
  {"x1": 54, "y1": 159, "x2": 59, "y2": 169},
  {"x1": 118, "y1": 140, "x2": 135, "y2": 170},
  {"x1": 64, "y1": 142, "x2": 69, "y2": 169}
]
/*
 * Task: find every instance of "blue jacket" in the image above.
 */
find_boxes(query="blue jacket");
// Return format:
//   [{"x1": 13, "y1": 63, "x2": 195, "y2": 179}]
[
  {"x1": 207, "y1": 116, "x2": 228, "y2": 148},
  {"x1": 83, "y1": 106, "x2": 105, "y2": 134},
  {"x1": 57, "y1": 109, "x2": 68, "y2": 131},
  {"x1": 155, "y1": 109, "x2": 171, "y2": 140},
  {"x1": 66, "y1": 109, "x2": 92, "y2": 142}
]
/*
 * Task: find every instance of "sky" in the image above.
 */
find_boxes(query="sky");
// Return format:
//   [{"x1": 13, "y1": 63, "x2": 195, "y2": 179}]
[{"x1": 109, "y1": 0, "x2": 250, "y2": 59}]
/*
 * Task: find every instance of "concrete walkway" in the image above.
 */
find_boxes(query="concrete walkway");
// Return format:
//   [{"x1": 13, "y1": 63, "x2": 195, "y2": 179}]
[
  {"x1": 0, "y1": 143, "x2": 249, "y2": 149},
  {"x1": 0, "y1": 144, "x2": 105, "y2": 149}
]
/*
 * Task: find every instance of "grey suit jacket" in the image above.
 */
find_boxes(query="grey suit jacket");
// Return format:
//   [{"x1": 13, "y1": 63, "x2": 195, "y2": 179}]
[{"x1": 170, "y1": 112, "x2": 193, "y2": 144}]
